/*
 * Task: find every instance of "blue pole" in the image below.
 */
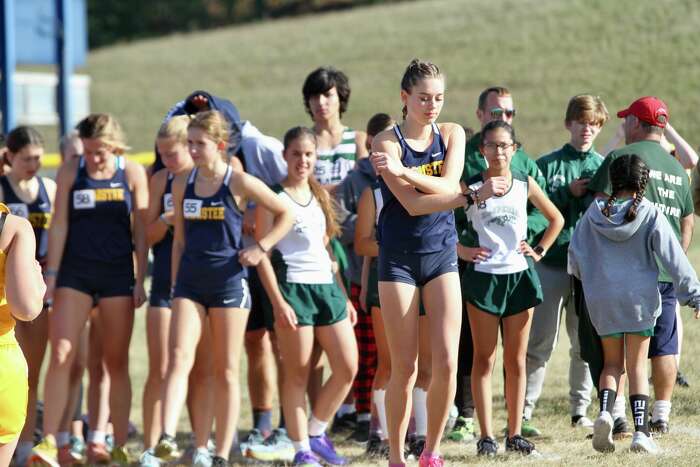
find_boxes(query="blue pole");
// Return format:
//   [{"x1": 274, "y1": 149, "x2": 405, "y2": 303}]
[
  {"x1": 1, "y1": 0, "x2": 16, "y2": 135},
  {"x1": 56, "y1": 0, "x2": 73, "y2": 138}
]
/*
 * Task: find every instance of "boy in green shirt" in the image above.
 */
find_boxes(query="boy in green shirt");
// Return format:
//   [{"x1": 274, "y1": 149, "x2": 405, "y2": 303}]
[{"x1": 524, "y1": 95, "x2": 610, "y2": 434}]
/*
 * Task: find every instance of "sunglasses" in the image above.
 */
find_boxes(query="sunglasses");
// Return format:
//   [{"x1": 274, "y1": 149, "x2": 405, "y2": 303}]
[
  {"x1": 483, "y1": 142, "x2": 517, "y2": 152},
  {"x1": 490, "y1": 108, "x2": 516, "y2": 119}
]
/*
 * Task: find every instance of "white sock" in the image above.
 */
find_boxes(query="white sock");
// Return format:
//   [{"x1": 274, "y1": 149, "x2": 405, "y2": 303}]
[
  {"x1": 15, "y1": 441, "x2": 33, "y2": 463},
  {"x1": 612, "y1": 394, "x2": 626, "y2": 420},
  {"x1": 651, "y1": 400, "x2": 672, "y2": 422},
  {"x1": 308, "y1": 416, "x2": 328, "y2": 437},
  {"x1": 56, "y1": 431, "x2": 70, "y2": 447},
  {"x1": 88, "y1": 430, "x2": 106, "y2": 444},
  {"x1": 292, "y1": 438, "x2": 311, "y2": 453},
  {"x1": 337, "y1": 403, "x2": 356, "y2": 417},
  {"x1": 374, "y1": 389, "x2": 388, "y2": 441},
  {"x1": 412, "y1": 387, "x2": 428, "y2": 437}
]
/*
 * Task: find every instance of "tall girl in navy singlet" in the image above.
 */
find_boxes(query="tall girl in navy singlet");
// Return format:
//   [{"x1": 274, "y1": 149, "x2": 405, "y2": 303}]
[
  {"x1": 141, "y1": 116, "x2": 215, "y2": 460},
  {"x1": 0, "y1": 126, "x2": 56, "y2": 461},
  {"x1": 155, "y1": 111, "x2": 293, "y2": 464},
  {"x1": 369, "y1": 59, "x2": 484, "y2": 467},
  {"x1": 34, "y1": 114, "x2": 149, "y2": 465}
]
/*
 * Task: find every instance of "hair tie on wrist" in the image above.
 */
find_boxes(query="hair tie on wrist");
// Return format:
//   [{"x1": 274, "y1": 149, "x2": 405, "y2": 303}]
[{"x1": 256, "y1": 241, "x2": 268, "y2": 253}]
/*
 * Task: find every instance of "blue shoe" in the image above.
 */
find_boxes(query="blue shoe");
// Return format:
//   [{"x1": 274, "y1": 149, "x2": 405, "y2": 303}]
[
  {"x1": 293, "y1": 450, "x2": 322, "y2": 467},
  {"x1": 193, "y1": 447, "x2": 213, "y2": 467},
  {"x1": 239, "y1": 428, "x2": 265, "y2": 456},
  {"x1": 139, "y1": 448, "x2": 162, "y2": 467},
  {"x1": 246, "y1": 428, "x2": 295, "y2": 462},
  {"x1": 310, "y1": 433, "x2": 347, "y2": 465}
]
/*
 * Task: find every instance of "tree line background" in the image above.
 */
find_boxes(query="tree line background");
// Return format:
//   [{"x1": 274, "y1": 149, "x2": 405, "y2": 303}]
[{"x1": 87, "y1": 0, "x2": 405, "y2": 48}]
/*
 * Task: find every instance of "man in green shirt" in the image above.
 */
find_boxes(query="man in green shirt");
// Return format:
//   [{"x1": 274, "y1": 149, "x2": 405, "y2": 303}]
[
  {"x1": 450, "y1": 86, "x2": 546, "y2": 441},
  {"x1": 524, "y1": 95, "x2": 609, "y2": 435},
  {"x1": 583, "y1": 96, "x2": 694, "y2": 435}
]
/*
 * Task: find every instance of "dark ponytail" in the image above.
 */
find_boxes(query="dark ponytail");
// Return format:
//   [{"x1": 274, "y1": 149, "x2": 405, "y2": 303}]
[{"x1": 606, "y1": 154, "x2": 649, "y2": 222}]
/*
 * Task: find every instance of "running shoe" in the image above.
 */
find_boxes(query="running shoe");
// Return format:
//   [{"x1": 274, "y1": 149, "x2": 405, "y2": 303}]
[
  {"x1": 612, "y1": 417, "x2": 632, "y2": 440},
  {"x1": 246, "y1": 428, "x2": 295, "y2": 462},
  {"x1": 347, "y1": 420, "x2": 370, "y2": 444},
  {"x1": 68, "y1": 436, "x2": 86, "y2": 464},
  {"x1": 193, "y1": 447, "x2": 213, "y2": 467},
  {"x1": 676, "y1": 370, "x2": 690, "y2": 387},
  {"x1": 28, "y1": 437, "x2": 59, "y2": 467},
  {"x1": 330, "y1": 412, "x2": 357, "y2": 434},
  {"x1": 57, "y1": 445, "x2": 74, "y2": 467},
  {"x1": 630, "y1": 431, "x2": 660, "y2": 454},
  {"x1": 293, "y1": 450, "x2": 323, "y2": 467},
  {"x1": 649, "y1": 419, "x2": 669, "y2": 434},
  {"x1": 592, "y1": 411, "x2": 615, "y2": 453},
  {"x1": 138, "y1": 449, "x2": 162, "y2": 467},
  {"x1": 418, "y1": 452, "x2": 444, "y2": 467},
  {"x1": 505, "y1": 434, "x2": 538, "y2": 456},
  {"x1": 520, "y1": 418, "x2": 542, "y2": 437},
  {"x1": 476, "y1": 436, "x2": 498, "y2": 457},
  {"x1": 211, "y1": 455, "x2": 228, "y2": 466},
  {"x1": 86, "y1": 442, "x2": 110, "y2": 464},
  {"x1": 406, "y1": 434, "x2": 425, "y2": 459},
  {"x1": 309, "y1": 433, "x2": 347, "y2": 465},
  {"x1": 110, "y1": 446, "x2": 130, "y2": 466},
  {"x1": 105, "y1": 434, "x2": 114, "y2": 452},
  {"x1": 154, "y1": 434, "x2": 180, "y2": 461},
  {"x1": 239, "y1": 428, "x2": 265, "y2": 456},
  {"x1": 447, "y1": 416, "x2": 475, "y2": 442},
  {"x1": 572, "y1": 415, "x2": 594, "y2": 429}
]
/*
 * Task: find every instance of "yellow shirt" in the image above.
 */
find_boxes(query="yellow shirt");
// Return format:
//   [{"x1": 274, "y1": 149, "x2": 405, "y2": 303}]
[{"x1": 0, "y1": 203, "x2": 14, "y2": 345}]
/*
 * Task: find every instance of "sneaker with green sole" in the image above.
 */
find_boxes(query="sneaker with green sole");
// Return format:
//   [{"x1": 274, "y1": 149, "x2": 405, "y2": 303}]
[
  {"x1": 447, "y1": 416, "x2": 475, "y2": 442},
  {"x1": 110, "y1": 446, "x2": 130, "y2": 466}
]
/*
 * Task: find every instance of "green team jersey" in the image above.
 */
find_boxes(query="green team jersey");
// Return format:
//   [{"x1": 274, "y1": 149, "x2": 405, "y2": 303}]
[
  {"x1": 455, "y1": 132, "x2": 546, "y2": 247},
  {"x1": 535, "y1": 144, "x2": 604, "y2": 267},
  {"x1": 588, "y1": 140, "x2": 693, "y2": 282}
]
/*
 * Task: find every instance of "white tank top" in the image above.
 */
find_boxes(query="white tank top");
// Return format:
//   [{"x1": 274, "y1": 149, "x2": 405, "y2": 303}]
[
  {"x1": 465, "y1": 171, "x2": 529, "y2": 274},
  {"x1": 275, "y1": 189, "x2": 334, "y2": 284}
]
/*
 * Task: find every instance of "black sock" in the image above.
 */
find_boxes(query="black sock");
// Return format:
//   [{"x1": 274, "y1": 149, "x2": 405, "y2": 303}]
[
  {"x1": 599, "y1": 388, "x2": 616, "y2": 414},
  {"x1": 278, "y1": 407, "x2": 286, "y2": 429},
  {"x1": 629, "y1": 394, "x2": 650, "y2": 436}
]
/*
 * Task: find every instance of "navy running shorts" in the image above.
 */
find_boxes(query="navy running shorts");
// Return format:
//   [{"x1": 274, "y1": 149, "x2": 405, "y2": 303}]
[
  {"x1": 649, "y1": 282, "x2": 678, "y2": 357},
  {"x1": 378, "y1": 246, "x2": 458, "y2": 287},
  {"x1": 174, "y1": 276, "x2": 251, "y2": 310}
]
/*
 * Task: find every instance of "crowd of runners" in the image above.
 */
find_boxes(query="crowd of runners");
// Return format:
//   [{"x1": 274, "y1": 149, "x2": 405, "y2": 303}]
[{"x1": 0, "y1": 59, "x2": 699, "y2": 467}]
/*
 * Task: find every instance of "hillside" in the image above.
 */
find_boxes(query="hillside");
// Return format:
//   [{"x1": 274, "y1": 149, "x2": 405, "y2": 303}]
[{"x1": 85, "y1": 0, "x2": 700, "y2": 155}]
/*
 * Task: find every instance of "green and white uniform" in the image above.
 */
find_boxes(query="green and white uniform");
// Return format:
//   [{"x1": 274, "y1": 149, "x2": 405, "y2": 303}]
[
  {"x1": 461, "y1": 170, "x2": 542, "y2": 316},
  {"x1": 456, "y1": 132, "x2": 546, "y2": 247},
  {"x1": 365, "y1": 185, "x2": 383, "y2": 310},
  {"x1": 270, "y1": 185, "x2": 347, "y2": 326},
  {"x1": 314, "y1": 128, "x2": 358, "y2": 186},
  {"x1": 524, "y1": 143, "x2": 601, "y2": 420}
]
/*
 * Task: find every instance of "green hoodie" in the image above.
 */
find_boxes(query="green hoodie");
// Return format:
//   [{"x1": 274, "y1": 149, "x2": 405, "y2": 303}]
[
  {"x1": 535, "y1": 143, "x2": 604, "y2": 267},
  {"x1": 455, "y1": 132, "x2": 546, "y2": 247}
]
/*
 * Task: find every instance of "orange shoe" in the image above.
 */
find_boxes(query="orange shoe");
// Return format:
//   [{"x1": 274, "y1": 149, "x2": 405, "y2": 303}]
[{"x1": 86, "y1": 442, "x2": 111, "y2": 464}]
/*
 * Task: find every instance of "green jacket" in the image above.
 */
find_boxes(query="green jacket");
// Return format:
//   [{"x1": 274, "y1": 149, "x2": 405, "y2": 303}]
[
  {"x1": 455, "y1": 132, "x2": 546, "y2": 246},
  {"x1": 535, "y1": 143, "x2": 603, "y2": 267}
]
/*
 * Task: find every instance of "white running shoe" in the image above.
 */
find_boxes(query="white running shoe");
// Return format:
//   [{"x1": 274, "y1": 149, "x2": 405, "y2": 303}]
[
  {"x1": 592, "y1": 411, "x2": 615, "y2": 453},
  {"x1": 630, "y1": 431, "x2": 660, "y2": 454},
  {"x1": 573, "y1": 416, "x2": 594, "y2": 429}
]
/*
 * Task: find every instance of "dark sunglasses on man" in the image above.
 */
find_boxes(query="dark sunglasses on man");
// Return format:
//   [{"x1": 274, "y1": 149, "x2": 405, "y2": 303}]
[{"x1": 490, "y1": 107, "x2": 516, "y2": 119}]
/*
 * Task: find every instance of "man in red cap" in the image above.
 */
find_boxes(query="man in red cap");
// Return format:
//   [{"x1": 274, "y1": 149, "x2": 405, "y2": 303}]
[{"x1": 580, "y1": 96, "x2": 694, "y2": 443}]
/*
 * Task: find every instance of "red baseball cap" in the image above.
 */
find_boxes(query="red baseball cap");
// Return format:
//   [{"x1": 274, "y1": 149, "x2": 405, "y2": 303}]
[{"x1": 617, "y1": 96, "x2": 669, "y2": 128}]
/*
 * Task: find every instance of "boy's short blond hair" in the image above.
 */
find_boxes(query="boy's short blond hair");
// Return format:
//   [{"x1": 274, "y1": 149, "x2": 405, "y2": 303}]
[{"x1": 565, "y1": 94, "x2": 609, "y2": 126}]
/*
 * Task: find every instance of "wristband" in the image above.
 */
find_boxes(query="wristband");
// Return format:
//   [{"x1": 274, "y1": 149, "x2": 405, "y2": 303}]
[
  {"x1": 159, "y1": 213, "x2": 170, "y2": 226},
  {"x1": 44, "y1": 268, "x2": 58, "y2": 277},
  {"x1": 256, "y1": 240, "x2": 268, "y2": 253}
]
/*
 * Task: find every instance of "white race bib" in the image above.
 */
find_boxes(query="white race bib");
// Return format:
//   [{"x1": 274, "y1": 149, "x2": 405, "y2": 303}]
[
  {"x1": 163, "y1": 193, "x2": 174, "y2": 213},
  {"x1": 183, "y1": 198, "x2": 202, "y2": 219},
  {"x1": 73, "y1": 190, "x2": 96, "y2": 209},
  {"x1": 6, "y1": 203, "x2": 29, "y2": 218}
]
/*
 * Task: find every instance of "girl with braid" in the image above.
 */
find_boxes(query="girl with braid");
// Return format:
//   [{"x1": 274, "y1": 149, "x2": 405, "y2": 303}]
[{"x1": 569, "y1": 154, "x2": 700, "y2": 455}]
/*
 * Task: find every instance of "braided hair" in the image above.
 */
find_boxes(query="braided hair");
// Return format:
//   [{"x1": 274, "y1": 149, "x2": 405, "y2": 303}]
[{"x1": 602, "y1": 154, "x2": 649, "y2": 222}]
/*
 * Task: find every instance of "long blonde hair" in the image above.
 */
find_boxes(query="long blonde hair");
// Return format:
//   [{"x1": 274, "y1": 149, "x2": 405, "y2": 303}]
[{"x1": 283, "y1": 126, "x2": 340, "y2": 239}]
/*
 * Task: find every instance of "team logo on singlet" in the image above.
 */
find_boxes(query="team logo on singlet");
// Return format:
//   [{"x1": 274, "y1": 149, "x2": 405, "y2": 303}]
[
  {"x1": 73, "y1": 188, "x2": 125, "y2": 209},
  {"x1": 411, "y1": 160, "x2": 443, "y2": 176},
  {"x1": 485, "y1": 206, "x2": 519, "y2": 227},
  {"x1": 6, "y1": 203, "x2": 29, "y2": 218},
  {"x1": 292, "y1": 216, "x2": 308, "y2": 233},
  {"x1": 183, "y1": 198, "x2": 225, "y2": 220}
]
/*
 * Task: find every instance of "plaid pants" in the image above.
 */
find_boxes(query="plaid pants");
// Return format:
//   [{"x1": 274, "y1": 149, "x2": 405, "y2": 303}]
[{"x1": 350, "y1": 283, "x2": 377, "y2": 413}]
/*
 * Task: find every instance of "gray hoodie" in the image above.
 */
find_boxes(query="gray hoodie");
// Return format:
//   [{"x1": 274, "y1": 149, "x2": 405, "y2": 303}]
[{"x1": 568, "y1": 197, "x2": 700, "y2": 336}]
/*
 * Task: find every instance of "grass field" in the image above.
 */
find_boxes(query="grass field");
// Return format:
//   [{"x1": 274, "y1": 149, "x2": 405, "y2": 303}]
[{"x1": 30, "y1": 0, "x2": 700, "y2": 465}]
